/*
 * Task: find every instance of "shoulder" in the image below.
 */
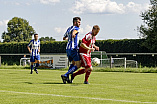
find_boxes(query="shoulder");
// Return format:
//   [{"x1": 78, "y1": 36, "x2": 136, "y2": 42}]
[
  {"x1": 29, "y1": 39, "x2": 34, "y2": 43},
  {"x1": 74, "y1": 26, "x2": 80, "y2": 31},
  {"x1": 67, "y1": 26, "x2": 72, "y2": 30},
  {"x1": 30, "y1": 39, "x2": 34, "y2": 42},
  {"x1": 85, "y1": 32, "x2": 92, "y2": 41}
]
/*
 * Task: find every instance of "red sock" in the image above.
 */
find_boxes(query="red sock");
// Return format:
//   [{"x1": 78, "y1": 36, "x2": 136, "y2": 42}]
[
  {"x1": 85, "y1": 70, "x2": 92, "y2": 82},
  {"x1": 73, "y1": 69, "x2": 85, "y2": 77}
]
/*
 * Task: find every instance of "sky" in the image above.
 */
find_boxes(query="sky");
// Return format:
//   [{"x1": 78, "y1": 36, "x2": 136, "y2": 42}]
[{"x1": 0, "y1": 0, "x2": 151, "y2": 41}]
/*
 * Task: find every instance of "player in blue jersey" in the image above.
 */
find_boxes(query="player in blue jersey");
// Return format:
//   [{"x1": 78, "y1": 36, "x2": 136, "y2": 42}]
[
  {"x1": 27, "y1": 33, "x2": 40, "y2": 74},
  {"x1": 61, "y1": 17, "x2": 81, "y2": 84}
]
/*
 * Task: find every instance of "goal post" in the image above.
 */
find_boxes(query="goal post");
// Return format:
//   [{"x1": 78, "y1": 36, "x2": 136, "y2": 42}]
[{"x1": 91, "y1": 51, "x2": 138, "y2": 68}]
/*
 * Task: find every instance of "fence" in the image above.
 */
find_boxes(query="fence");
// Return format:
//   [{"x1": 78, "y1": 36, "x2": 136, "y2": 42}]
[{"x1": 0, "y1": 52, "x2": 157, "y2": 68}]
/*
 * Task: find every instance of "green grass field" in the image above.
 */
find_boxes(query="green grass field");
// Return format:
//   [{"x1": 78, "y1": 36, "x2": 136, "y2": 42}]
[{"x1": 0, "y1": 69, "x2": 157, "y2": 104}]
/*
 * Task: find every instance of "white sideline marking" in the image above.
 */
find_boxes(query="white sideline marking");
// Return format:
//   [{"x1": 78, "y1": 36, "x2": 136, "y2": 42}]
[{"x1": 0, "y1": 90, "x2": 156, "y2": 104}]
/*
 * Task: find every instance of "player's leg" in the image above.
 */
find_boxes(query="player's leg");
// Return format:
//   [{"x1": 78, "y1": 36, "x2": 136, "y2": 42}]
[
  {"x1": 67, "y1": 60, "x2": 75, "y2": 78},
  {"x1": 34, "y1": 55, "x2": 40, "y2": 74},
  {"x1": 66, "y1": 60, "x2": 75, "y2": 83},
  {"x1": 64, "y1": 60, "x2": 80, "y2": 76},
  {"x1": 61, "y1": 50, "x2": 73, "y2": 84},
  {"x1": 84, "y1": 57, "x2": 92, "y2": 84},
  {"x1": 30, "y1": 56, "x2": 35, "y2": 74},
  {"x1": 64, "y1": 49, "x2": 81, "y2": 76},
  {"x1": 84, "y1": 67, "x2": 92, "y2": 84},
  {"x1": 73, "y1": 54, "x2": 92, "y2": 84},
  {"x1": 71, "y1": 54, "x2": 88, "y2": 83}
]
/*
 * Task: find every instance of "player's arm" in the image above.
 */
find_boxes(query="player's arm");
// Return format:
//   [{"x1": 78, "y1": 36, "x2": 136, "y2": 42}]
[
  {"x1": 38, "y1": 47, "x2": 40, "y2": 53},
  {"x1": 72, "y1": 30, "x2": 78, "y2": 38},
  {"x1": 27, "y1": 46, "x2": 31, "y2": 53},
  {"x1": 27, "y1": 40, "x2": 32, "y2": 53},
  {"x1": 38, "y1": 42, "x2": 40, "y2": 53},
  {"x1": 93, "y1": 44, "x2": 99, "y2": 51},
  {"x1": 80, "y1": 43, "x2": 95, "y2": 52}
]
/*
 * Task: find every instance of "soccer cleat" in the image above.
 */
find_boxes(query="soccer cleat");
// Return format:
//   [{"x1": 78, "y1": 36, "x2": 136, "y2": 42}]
[
  {"x1": 30, "y1": 71, "x2": 33, "y2": 74},
  {"x1": 67, "y1": 79, "x2": 71, "y2": 83},
  {"x1": 35, "y1": 70, "x2": 38, "y2": 74},
  {"x1": 66, "y1": 75, "x2": 71, "y2": 83},
  {"x1": 61, "y1": 75, "x2": 67, "y2": 84},
  {"x1": 70, "y1": 74, "x2": 75, "y2": 83},
  {"x1": 84, "y1": 81, "x2": 90, "y2": 84}
]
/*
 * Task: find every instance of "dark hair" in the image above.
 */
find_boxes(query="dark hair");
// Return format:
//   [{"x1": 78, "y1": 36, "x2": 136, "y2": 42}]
[
  {"x1": 34, "y1": 33, "x2": 38, "y2": 37},
  {"x1": 73, "y1": 17, "x2": 81, "y2": 24}
]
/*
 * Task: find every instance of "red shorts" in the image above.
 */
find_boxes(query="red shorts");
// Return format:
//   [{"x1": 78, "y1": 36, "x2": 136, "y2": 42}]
[{"x1": 80, "y1": 53, "x2": 92, "y2": 69}]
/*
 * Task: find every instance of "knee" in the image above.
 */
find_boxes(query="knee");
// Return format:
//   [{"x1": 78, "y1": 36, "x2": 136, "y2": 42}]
[{"x1": 88, "y1": 67, "x2": 93, "y2": 71}]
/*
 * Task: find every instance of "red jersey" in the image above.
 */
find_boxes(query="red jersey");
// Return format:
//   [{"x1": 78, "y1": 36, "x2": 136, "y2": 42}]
[{"x1": 79, "y1": 32, "x2": 96, "y2": 56}]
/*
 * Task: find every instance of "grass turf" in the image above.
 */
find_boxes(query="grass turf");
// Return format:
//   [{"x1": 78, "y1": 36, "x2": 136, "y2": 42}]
[{"x1": 0, "y1": 69, "x2": 157, "y2": 104}]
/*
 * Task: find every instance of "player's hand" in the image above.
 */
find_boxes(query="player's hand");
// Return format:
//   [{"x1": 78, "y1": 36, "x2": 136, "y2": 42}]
[
  {"x1": 29, "y1": 51, "x2": 31, "y2": 53},
  {"x1": 90, "y1": 48, "x2": 95, "y2": 52},
  {"x1": 95, "y1": 46, "x2": 99, "y2": 51}
]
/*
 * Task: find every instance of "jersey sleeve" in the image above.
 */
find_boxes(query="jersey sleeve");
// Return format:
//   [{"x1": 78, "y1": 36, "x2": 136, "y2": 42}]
[
  {"x1": 86, "y1": 34, "x2": 92, "y2": 41},
  {"x1": 28, "y1": 40, "x2": 33, "y2": 47},
  {"x1": 82, "y1": 36, "x2": 88, "y2": 44},
  {"x1": 82, "y1": 33, "x2": 92, "y2": 44},
  {"x1": 63, "y1": 30, "x2": 68, "y2": 38},
  {"x1": 64, "y1": 27, "x2": 71, "y2": 38}
]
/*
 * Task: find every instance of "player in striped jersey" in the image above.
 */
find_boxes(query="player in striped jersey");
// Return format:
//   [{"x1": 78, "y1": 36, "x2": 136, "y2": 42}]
[
  {"x1": 71, "y1": 25, "x2": 100, "y2": 84},
  {"x1": 27, "y1": 33, "x2": 40, "y2": 74},
  {"x1": 61, "y1": 17, "x2": 81, "y2": 84}
]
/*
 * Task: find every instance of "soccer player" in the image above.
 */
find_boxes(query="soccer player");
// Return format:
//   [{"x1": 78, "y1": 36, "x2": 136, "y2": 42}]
[
  {"x1": 61, "y1": 17, "x2": 81, "y2": 84},
  {"x1": 27, "y1": 33, "x2": 40, "y2": 74},
  {"x1": 71, "y1": 25, "x2": 100, "y2": 84}
]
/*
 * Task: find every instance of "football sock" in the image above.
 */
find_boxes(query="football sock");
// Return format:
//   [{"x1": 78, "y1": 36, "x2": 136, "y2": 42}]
[
  {"x1": 36, "y1": 63, "x2": 39, "y2": 67},
  {"x1": 67, "y1": 64, "x2": 74, "y2": 79},
  {"x1": 73, "y1": 69, "x2": 85, "y2": 77},
  {"x1": 34, "y1": 63, "x2": 39, "y2": 71},
  {"x1": 85, "y1": 70, "x2": 92, "y2": 82},
  {"x1": 31, "y1": 65, "x2": 33, "y2": 71},
  {"x1": 64, "y1": 66, "x2": 78, "y2": 77}
]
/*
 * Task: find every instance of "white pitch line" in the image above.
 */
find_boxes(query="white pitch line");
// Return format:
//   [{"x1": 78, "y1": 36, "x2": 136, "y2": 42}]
[{"x1": 0, "y1": 90, "x2": 156, "y2": 104}]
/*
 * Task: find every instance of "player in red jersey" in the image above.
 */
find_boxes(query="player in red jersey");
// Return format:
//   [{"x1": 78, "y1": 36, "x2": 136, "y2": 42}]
[{"x1": 71, "y1": 25, "x2": 100, "y2": 84}]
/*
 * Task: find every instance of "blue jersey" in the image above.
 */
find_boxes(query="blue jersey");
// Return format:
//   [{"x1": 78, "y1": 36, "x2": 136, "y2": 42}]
[
  {"x1": 28, "y1": 39, "x2": 40, "y2": 56},
  {"x1": 64, "y1": 26, "x2": 80, "y2": 50}
]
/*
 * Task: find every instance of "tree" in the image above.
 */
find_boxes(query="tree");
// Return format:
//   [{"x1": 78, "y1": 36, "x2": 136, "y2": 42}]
[
  {"x1": 39, "y1": 36, "x2": 55, "y2": 41},
  {"x1": 138, "y1": 0, "x2": 157, "y2": 52},
  {"x1": 2, "y1": 17, "x2": 35, "y2": 42}
]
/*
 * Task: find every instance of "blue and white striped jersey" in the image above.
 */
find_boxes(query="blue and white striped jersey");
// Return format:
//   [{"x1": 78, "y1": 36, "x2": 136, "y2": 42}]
[
  {"x1": 64, "y1": 26, "x2": 80, "y2": 50},
  {"x1": 28, "y1": 39, "x2": 40, "y2": 56}
]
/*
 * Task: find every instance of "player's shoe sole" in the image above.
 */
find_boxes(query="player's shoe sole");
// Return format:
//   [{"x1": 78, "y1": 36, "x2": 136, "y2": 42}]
[
  {"x1": 61, "y1": 75, "x2": 67, "y2": 84},
  {"x1": 84, "y1": 81, "x2": 90, "y2": 84}
]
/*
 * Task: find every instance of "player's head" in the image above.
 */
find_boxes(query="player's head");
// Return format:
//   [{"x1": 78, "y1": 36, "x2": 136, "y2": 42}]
[
  {"x1": 73, "y1": 17, "x2": 81, "y2": 27},
  {"x1": 92, "y1": 25, "x2": 100, "y2": 36},
  {"x1": 34, "y1": 33, "x2": 38, "y2": 40}
]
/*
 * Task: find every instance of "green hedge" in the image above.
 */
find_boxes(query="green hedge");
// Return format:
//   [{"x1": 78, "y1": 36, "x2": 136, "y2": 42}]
[
  {"x1": 95, "y1": 39, "x2": 151, "y2": 53},
  {"x1": 0, "y1": 39, "x2": 152, "y2": 53},
  {"x1": 0, "y1": 39, "x2": 155, "y2": 66}
]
